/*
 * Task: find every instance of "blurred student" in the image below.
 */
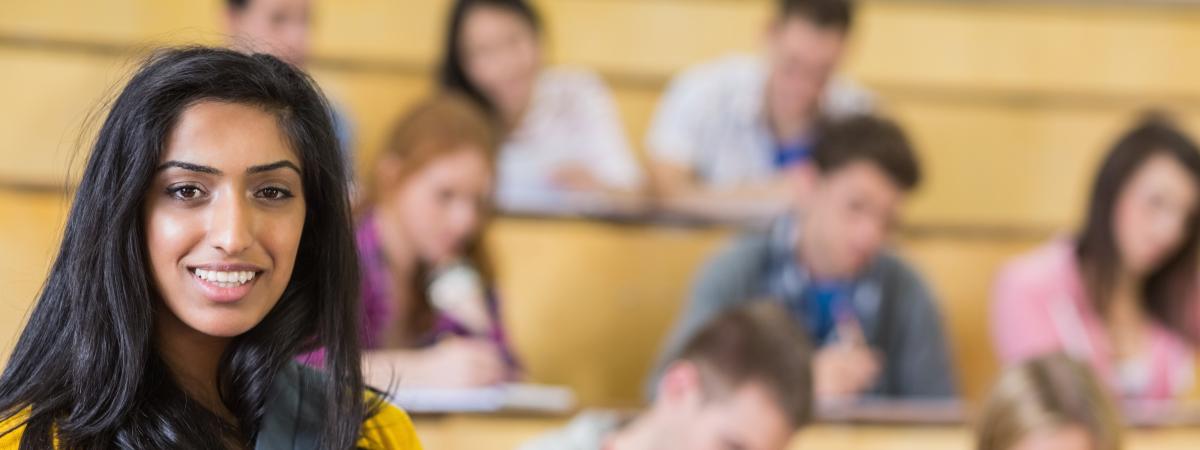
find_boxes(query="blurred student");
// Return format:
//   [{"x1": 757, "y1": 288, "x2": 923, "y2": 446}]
[
  {"x1": 977, "y1": 354, "x2": 1124, "y2": 450},
  {"x1": 342, "y1": 94, "x2": 519, "y2": 390},
  {"x1": 992, "y1": 115, "x2": 1200, "y2": 400},
  {"x1": 439, "y1": 0, "x2": 644, "y2": 201},
  {"x1": 646, "y1": 0, "x2": 873, "y2": 217},
  {"x1": 522, "y1": 302, "x2": 812, "y2": 450},
  {"x1": 225, "y1": 0, "x2": 358, "y2": 173},
  {"x1": 653, "y1": 115, "x2": 955, "y2": 402},
  {"x1": 0, "y1": 47, "x2": 418, "y2": 448}
]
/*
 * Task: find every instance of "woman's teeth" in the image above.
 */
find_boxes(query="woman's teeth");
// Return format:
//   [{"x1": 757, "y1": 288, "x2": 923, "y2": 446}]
[{"x1": 194, "y1": 269, "x2": 256, "y2": 288}]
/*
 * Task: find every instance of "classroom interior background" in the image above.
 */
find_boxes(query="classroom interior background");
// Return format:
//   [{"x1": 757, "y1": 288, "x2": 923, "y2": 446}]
[{"x1": 4, "y1": 0, "x2": 1200, "y2": 448}]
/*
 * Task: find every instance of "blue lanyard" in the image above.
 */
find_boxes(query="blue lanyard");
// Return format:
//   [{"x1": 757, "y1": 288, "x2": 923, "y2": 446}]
[{"x1": 773, "y1": 139, "x2": 812, "y2": 169}]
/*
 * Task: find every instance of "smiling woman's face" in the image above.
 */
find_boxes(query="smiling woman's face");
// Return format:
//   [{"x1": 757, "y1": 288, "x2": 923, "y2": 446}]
[{"x1": 144, "y1": 100, "x2": 306, "y2": 338}]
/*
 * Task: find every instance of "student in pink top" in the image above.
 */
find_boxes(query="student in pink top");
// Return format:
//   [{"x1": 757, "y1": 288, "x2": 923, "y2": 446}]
[{"x1": 992, "y1": 114, "x2": 1200, "y2": 400}]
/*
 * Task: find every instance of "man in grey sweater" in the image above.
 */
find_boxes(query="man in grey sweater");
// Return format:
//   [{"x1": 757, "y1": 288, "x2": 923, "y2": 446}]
[{"x1": 653, "y1": 114, "x2": 957, "y2": 401}]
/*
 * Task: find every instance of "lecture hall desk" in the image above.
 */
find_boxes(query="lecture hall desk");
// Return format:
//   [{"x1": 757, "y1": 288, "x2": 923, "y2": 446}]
[{"x1": 411, "y1": 414, "x2": 1200, "y2": 450}]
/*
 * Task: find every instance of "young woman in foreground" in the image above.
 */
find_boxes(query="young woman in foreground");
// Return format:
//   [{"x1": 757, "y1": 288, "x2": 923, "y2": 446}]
[{"x1": 0, "y1": 47, "x2": 420, "y2": 449}]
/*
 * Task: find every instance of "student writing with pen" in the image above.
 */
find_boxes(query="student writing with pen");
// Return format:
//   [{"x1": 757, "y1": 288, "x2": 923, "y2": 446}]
[{"x1": 651, "y1": 115, "x2": 957, "y2": 401}]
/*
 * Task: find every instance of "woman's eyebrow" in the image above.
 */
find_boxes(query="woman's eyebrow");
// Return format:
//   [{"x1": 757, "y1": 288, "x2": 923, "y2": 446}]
[
  {"x1": 247, "y1": 160, "x2": 301, "y2": 175},
  {"x1": 154, "y1": 160, "x2": 300, "y2": 175},
  {"x1": 156, "y1": 160, "x2": 220, "y2": 174}
]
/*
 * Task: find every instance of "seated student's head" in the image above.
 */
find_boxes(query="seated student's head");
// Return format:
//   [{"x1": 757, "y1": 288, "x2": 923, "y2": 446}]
[
  {"x1": 439, "y1": 0, "x2": 543, "y2": 119},
  {"x1": 225, "y1": 0, "x2": 312, "y2": 67},
  {"x1": 650, "y1": 302, "x2": 813, "y2": 450},
  {"x1": 803, "y1": 115, "x2": 920, "y2": 279},
  {"x1": 366, "y1": 94, "x2": 497, "y2": 269},
  {"x1": 0, "y1": 47, "x2": 364, "y2": 447},
  {"x1": 766, "y1": 0, "x2": 854, "y2": 119},
  {"x1": 977, "y1": 354, "x2": 1123, "y2": 450},
  {"x1": 1076, "y1": 114, "x2": 1200, "y2": 338}
]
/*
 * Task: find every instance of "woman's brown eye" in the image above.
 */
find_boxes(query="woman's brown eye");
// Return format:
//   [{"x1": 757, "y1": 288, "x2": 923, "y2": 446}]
[
  {"x1": 168, "y1": 185, "x2": 203, "y2": 201},
  {"x1": 256, "y1": 187, "x2": 294, "y2": 201}
]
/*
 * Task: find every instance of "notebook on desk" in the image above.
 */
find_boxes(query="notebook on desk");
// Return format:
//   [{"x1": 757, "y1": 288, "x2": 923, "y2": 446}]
[
  {"x1": 816, "y1": 398, "x2": 966, "y2": 425},
  {"x1": 388, "y1": 383, "x2": 577, "y2": 415}
]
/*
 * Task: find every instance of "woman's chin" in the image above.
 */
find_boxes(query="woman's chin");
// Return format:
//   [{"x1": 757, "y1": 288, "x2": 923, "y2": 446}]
[{"x1": 182, "y1": 312, "x2": 264, "y2": 339}]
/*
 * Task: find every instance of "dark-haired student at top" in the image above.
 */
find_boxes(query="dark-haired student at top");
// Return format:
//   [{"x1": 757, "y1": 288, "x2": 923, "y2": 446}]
[
  {"x1": 654, "y1": 115, "x2": 956, "y2": 403},
  {"x1": 0, "y1": 47, "x2": 418, "y2": 448},
  {"x1": 993, "y1": 115, "x2": 1200, "y2": 401},
  {"x1": 439, "y1": 0, "x2": 644, "y2": 201},
  {"x1": 522, "y1": 302, "x2": 812, "y2": 450},
  {"x1": 646, "y1": 0, "x2": 874, "y2": 218},
  {"x1": 225, "y1": 0, "x2": 358, "y2": 175}
]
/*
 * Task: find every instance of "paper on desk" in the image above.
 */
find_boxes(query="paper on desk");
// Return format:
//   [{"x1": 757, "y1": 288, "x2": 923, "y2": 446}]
[{"x1": 388, "y1": 383, "x2": 576, "y2": 414}]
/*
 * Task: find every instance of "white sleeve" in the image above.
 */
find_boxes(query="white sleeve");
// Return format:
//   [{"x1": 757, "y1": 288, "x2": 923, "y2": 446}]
[
  {"x1": 566, "y1": 72, "x2": 645, "y2": 189},
  {"x1": 645, "y1": 68, "x2": 709, "y2": 169},
  {"x1": 822, "y1": 76, "x2": 877, "y2": 118}
]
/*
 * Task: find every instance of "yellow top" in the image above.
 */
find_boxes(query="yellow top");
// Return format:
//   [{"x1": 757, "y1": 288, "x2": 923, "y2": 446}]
[
  {"x1": 0, "y1": 401, "x2": 423, "y2": 449},
  {"x1": 359, "y1": 401, "x2": 425, "y2": 449}
]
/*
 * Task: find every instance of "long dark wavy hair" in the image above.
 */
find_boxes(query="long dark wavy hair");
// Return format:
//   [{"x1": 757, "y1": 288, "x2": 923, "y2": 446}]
[
  {"x1": 1077, "y1": 114, "x2": 1200, "y2": 342},
  {"x1": 437, "y1": 0, "x2": 541, "y2": 116},
  {"x1": 0, "y1": 47, "x2": 369, "y2": 448}
]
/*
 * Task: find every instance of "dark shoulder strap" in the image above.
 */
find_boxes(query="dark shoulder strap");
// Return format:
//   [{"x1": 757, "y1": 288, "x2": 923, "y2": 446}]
[{"x1": 255, "y1": 362, "x2": 324, "y2": 450}]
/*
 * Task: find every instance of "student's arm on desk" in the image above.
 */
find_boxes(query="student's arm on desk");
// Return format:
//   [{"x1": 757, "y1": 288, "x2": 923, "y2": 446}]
[
  {"x1": 649, "y1": 161, "x2": 808, "y2": 221},
  {"x1": 363, "y1": 338, "x2": 510, "y2": 391},
  {"x1": 550, "y1": 165, "x2": 648, "y2": 198}
]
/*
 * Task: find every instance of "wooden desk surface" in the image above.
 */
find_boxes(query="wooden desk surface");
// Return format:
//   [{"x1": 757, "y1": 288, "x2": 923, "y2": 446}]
[{"x1": 411, "y1": 415, "x2": 1200, "y2": 450}]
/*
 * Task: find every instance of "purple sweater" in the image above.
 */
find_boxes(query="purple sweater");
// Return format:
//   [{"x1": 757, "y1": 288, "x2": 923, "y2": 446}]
[{"x1": 301, "y1": 213, "x2": 518, "y2": 368}]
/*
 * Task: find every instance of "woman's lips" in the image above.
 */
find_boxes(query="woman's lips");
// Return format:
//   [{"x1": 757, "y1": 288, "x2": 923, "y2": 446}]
[{"x1": 188, "y1": 267, "x2": 261, "y2": 303}]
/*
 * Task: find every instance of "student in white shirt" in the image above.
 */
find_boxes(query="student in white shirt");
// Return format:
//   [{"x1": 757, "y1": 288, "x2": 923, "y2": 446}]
[
  {"x1": 438, "y1": 0, "x2": 644, "y2": 204},
  {"x1": 646, "y1": 0, "x2": 873, "y2": 219}
]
